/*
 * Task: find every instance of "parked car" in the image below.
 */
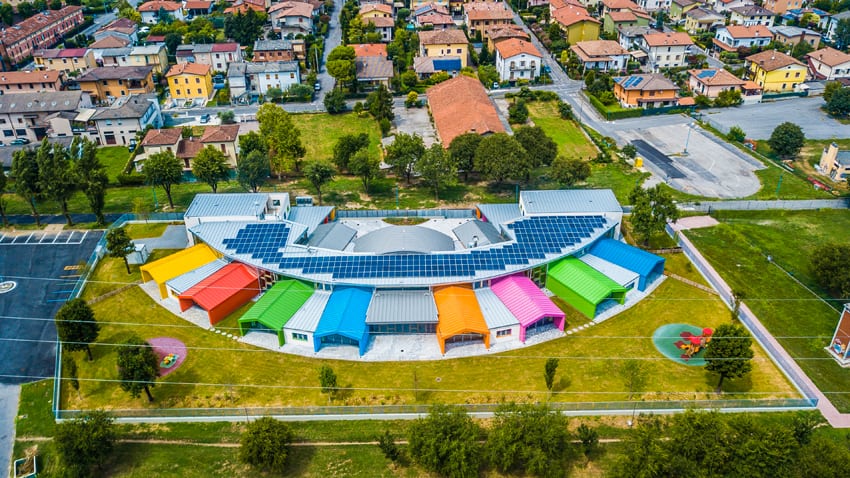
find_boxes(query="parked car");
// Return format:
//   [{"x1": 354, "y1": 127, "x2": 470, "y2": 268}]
[
  {"x1": 128, "y1": 139, "x2": 137, "y2": 152},
  {"x1": 314, "y1": 82, "x2": 321, "y2": 91},
  {"x1": 9, "y1": 138, "x2": 30, "y2": 145},
  {"x1": 200, "y1": 114, "x2": 211, "y2": 124}
]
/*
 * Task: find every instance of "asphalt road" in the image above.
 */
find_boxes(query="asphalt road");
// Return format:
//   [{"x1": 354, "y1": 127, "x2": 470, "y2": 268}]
[{"x1": 702, "y1": 96, "x2": 848, "y2": 140}]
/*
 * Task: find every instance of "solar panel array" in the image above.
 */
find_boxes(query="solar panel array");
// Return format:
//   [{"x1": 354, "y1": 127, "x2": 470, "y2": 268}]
[
  {"x1": 218, "y1": 216, "x2": 608, "y2": 281},
  {"x1": 697, "y1": 70, "x2": 715, "y2": 79},
  {"x1": 622, "y1": 76, "x2": 644, "y2": 88}
]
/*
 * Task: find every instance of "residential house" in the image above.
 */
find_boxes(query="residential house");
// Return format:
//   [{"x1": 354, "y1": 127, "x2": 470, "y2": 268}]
[
  {"x1": 746, "y1": 49, "x2": 807, "y2": 92},
  {"x1": 77, "y1": 66, "x2": 156, "y2": 102},
  {"x1": 826, "y1": 11, "x2": 850, "y2": 47},
  {"x1": 145, "y1": 35, "x2": 167, "y2": 45},
  {"x1": 413, "y1": 2, "x2": 450, "y2": 18},
  {"x1": 166, "y1": 63, "x2": 214, "y2": 101},
  {"x1": 780, "y1": 7, "x2": 830, "y2": 28},
  {"x1": 355, "y1": 56, "x2": 394, "y2": 88},
  {"x1": 0, "y1": 91, "x2": 91, "y2": 143},
  {"x1": 0, "y1": 70, "x2": 63, "y2": 93},
  {"x1": 688, "y1": 68, "x2": 746, "y2": 97},
  {"x1": 227, "y1": 63, "x2": 249, "y2": 104},
  {"x1": 185, "y1": 0, "x2": 214, "y2": 17},
  {"x1": 413, "y1": 56, "x2": 463, "y2": 78},
  {"x1": 618, "y1": 25, "x2": 657, "y2": 50},
  {"x1": 769, "y1": 25, "x2": 820, "y2": 48},
  {"x1": 246, "y1": 61, "x2": 301, "y2": 96},
  {"x1": 0, "y1": 6, "x2": 85, "y2": 65},
  {"x1": 613, "y1": 73, "x2": 679, "y2": 107},
  {"x1": 176, "y1": 125, "x2": 241, "y2": 168},
  {"x1": 177, "y1": 43, "x2": 244, "y2": 72},
  {"x1": 128, "y1": 44, "x2": 170, "y2": 74},
  {"x1": 571, "y1": 40, "x2": 631, "y2": 71},
  {"x1": 763, "y1": 0, "x2": 801, "y2": 15},
  {"x1": 413, "y1": 0, "x2": 449, "y2": 9},
  {"x1": 93, "y1": 17, "x2": 138, "y2": 45},
  {"x1": 639, "y1": 31, "x2": 694, "y2": 70},
  {"x1": 88, "y1": 36, "x2": 131, "y2": 63},
  {"x1": 363, "y1": 16, "x2": 396, "y2": 42},
  {"x1": 713, "y1": 25, "x2": 773, "y2": 51},
  {"x1": 34, "y1": 48, "x2": 96, "y2": 74},
  {"x1": 600, "y1": 0, "x2": 643, "y2": 17},
  {"x1": 711, "y1": 0, "x2": 754, "y2": 13},
  {"x1": 603, "y1": 9, "x2": 652, "y2": 35},
  {"x1": 138, "y1": 1, "x2": 186, "y2": 24},
  {"x1": 684, "y1": 8, "x2": 725, "y2": 34},
  {"x1": 729, "y1": 5, "x2": 776, "y2": 26},
  {"x1": 253, "y1": 39, "x2": 305, "y2": 62},
  {"x1": 552, "y1": 4, "x2": 601, "y2": 44},
  {"x1": 90, "y1": 93, "x2": 162, "y2": 146},
  {"x1": 486, "y1": 24, "x2": 530, "y2": 51},
  {"x1": 224, "y1": 0, "x2": 266, "y2": 14},
  {"x1": 806, "y1": 47, "x2": 850, "y2": 81},
  {"x1": 138, "y1": 128, "x2": 183, "y2": 165},
  {"x1": 494, "y1": 38, "x2": 542, "y2": 82},
  {"x1": 427, "y1": 75, "x2": 504, "y2": 146},
  {"x1": 635, "y1": 0, "x2": 670, "y2": 12},
  {"x1": 359, "y1": 2, "x2": 393, "y2": 19},
  {"x1": 669, "y1": 0, "x2": 699, "y2": 22},
  {"x1": 819, "y1": 142, "x2": 850, "y2": 180},
  {"x1": 100, "y1": 47, "x2": 133, "y2": 68},
  {"x1": 352, "y1": 43, "x2": 389, "y2": 58},
  {"x1": 417, "y1": 12, "x2": 456, "y2": 29},
  {"x1": 419, "y1": 29, "x2": 469, "y2": 68},
  {"x1": 268, "y1": 1, "x2": 315, "y2": 34},
  {"x1": 464, "y1": 2, "x2": 514, "y2": 41}
]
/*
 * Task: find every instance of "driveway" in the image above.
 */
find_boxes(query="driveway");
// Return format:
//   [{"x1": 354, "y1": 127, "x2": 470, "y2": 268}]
[
  {"x1": 393, "y1": 104, "x2": 437, "y2": 147},
  {"x1": 0, "y1": 384, "x2": 20, "y2": 478},
  {"x1": 701, "y1": 97, "x2": 847, "y2": 140}
]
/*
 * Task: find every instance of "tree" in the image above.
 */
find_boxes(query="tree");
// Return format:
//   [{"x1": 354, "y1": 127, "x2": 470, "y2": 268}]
[
  {"x1": 727, "y1": 125, "x2": 746, "y2": 142},
  {"x1": 74, "y1": 137, "x2": 109, "y2": 225},
  {"x1": 106, "y1": 227, "x2": 135, "y2": 274},
  {"x1": 514, "y1": 126, "x2": 558, "y2": 167},
  {"x1": 238, "y1": 131, "x2": 267, "y2": 158},
  {"x1": 611, "y1": 417, "x2": 667, "y2": 478},
  {"x1": 835, "y1": 18, "x2": 850, "y2": 50},
  {"x1": 266, "y1": 86, "x2": 284, "y2": 102},
  {"x1": 377, "y1": 429, "x2": 401, "y2": 461},
  {"x1": 767, "y1": 122, "x2": 805, "y2": 159},
  {"x1": 405, "y1": 90, "x2": 419, "y2": 108},
  {"x1": 478, "y1": 65, "x2": 499, "y2": 88},
  {"x1": 475, "y1": 133, "x2": 530, "y2": 182},
  {"x1": 17, "y1": 1, "x2": 36, "y2": 18},
  {"x1": 714, "y1": 89, "x2": 742, "y2": 107},
  {"x1": 54, "y1": 411, "x2": 116, "y2": 476},
  {"x1": 304, "y1": 160, "x2": 336, "y2": 205},
  {"x1": 704, "y1": 323, "x2": 754, "y2": 392},
  {"x1": 239, "y1": 417, "x2": 293, "y2": 473},
  {"x1": 409, "y1": 404, "x2": 483, "y2": 478},
  {"x1": 544, "y1": 357, "x2": 559, "y2": 392},
  {"x1": 619, "y1": 359, "x2": 647, "y2": 400},
  {"x1": 401, "y1": 71, "x2": 419, "y2": 92},
  {"x1": 628, "y1": 185, "x2": 679, "y2": 246},
  {"x1": 791, "y1": 39, "x2": 814, "y2": 59},
  {"x1": 385, "y1": 132, "x2": 425, "y2": 184},
  {"x1": 324, "y1": 88, "x2": 348, "y2": 113},
  {"x1": 552, "y1": 156, "x2": 591, "y2": 186},
  {"x1": 487, "y1": 403, "x2": 575, "y2": 478},
  {"x1": 0, "y1": 3, "x2": 14, "y2": 26},
  {"x1": 350, "y1": 150, "x2": 382, "y2": 193},
  {"x1": 558, "y1": 100, "x2": 573, "y2": 120},
  {"x1": 11, "y1": 148, "x2": 43, "y2": 226},
  {"x1": 508, "y1": 98, "x2": 529, "y2": 124},
  {"x1": 143, "y1": 150, "x2": 183, "y2": 209},
  {"x1": 164, "y1": 32, "x2": 183, "y2": 57},
  {"x1": 333, "y1": 133, "x2": 369, "y2": 171},
  {"x1": 0, "y1": 168, "x2": 7, "y2": 228},
  {"x1": 237, "y1": 150, "x2": 270, "y2": 193},
  {"x1": 257, "y1": 103, "x2": 306, "y2": 176},
  {"x1": 117, "y1": 335, "x2": 160, "y2": 402},
  {"x1": 621, "y1": 144, "x2": 637, "y2": 159},
  {"x1": 55, "y1": 299, "x2": 100, "y2": 361},
  {"x1": 366, "y1": 84, "x2": 394, "y2": 121},
  {"x1": 192, "y1": 146, "x2": 230, "y2": 193},
  {"x1": 417, "y1": 143, "x2": 457, "y2": 200},
  {"x1": 35, "y1": 140, "x2": 78, "y2": 226},
  {"x1": 810, "y1": 243, "x2": 850, "y2": 298},
  {"x1": 449, "y1": 133, "x2": 482, "y2": 182},
  {"x1": 318, "y1": 364, "x2": 338, "y2": 400},
  {"x1": 327, "y1": 45, "x2": 356, "y2": 89},
  {"x1": 825, "y1": 86, "x2": 850, "y2": 117},
  {"x1": 791, "y1": 410, "x2": 827, "y2": 445},
  {"x1": 576, "y1": 423, "x2": 599, "y2": 458},
  {"x1": 218, "y1": 110, "x2": 235, "y2": 124},
  {"x1": 224, "y1": 9, "x2": 267, "y2": 46}
]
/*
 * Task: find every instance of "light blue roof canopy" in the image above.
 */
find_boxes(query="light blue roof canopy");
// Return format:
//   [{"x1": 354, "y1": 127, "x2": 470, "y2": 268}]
[{"x1": 314, "y1": 287, "x2": 374, "y2": 356}]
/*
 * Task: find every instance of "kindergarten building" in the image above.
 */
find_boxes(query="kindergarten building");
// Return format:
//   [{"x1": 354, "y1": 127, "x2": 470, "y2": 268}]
[{"x1": 139, "y1": 190, "x2": 664, "y2": 358}]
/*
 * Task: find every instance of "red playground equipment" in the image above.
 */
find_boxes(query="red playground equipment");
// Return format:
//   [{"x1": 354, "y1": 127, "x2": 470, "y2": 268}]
[{"x1": 674, "y1": 327, "x2": 713, "y2": 361}]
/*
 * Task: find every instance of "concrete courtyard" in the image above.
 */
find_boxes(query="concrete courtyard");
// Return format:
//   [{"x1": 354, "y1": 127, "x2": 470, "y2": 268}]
[{"x1": 702, "y1": 97, "x2": 847, "y2": 140}]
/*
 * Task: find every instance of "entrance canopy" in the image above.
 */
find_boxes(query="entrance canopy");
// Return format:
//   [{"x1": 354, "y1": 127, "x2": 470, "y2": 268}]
[
  {"x1": 546, "y1": 257, "x2": 628, "y2": 318},
  {"x1": 434, "y1": 285, "x2": 490, "y2": 354},
  {"x1": 589, "y1": 239, "x2": 664, "y2": 290},
  {"x1": 140, "y1": 244, "x2": 219, "y2": 298},
  {"x1": 491, "y1": 275, "x2": 565, "y2": 342},
  {"x1": 178, "y1": 263, "x2": 260, "y2": 324},
  {"x1": 238, "y1": 279, "x2": 314, "y2": 346},
  {"x1": 314, "y1": 287, "x2": 374, "y2": 356}
]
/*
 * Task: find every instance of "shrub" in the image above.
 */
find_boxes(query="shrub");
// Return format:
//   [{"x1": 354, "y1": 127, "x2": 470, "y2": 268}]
[{"x1": 117, "y1": 173, "x2": 146, "y2": 186}]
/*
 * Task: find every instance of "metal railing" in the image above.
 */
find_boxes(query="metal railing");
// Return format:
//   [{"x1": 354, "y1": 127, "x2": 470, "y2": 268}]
[{"x1": 336, "y1": 209, "x2": 475, "y2": 219}]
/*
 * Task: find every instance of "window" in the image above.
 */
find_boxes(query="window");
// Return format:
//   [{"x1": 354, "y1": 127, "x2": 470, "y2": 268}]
[
  {"x1": 185, "y1": 78, "x2": 189, "y2": 84},
  {"x1": 782, "y1": 83, "x2": 787, "y2": 89},
  {"x1": 496, "y1": 329, "x2": 511, "y2": 337},
  {"x1": 176, "y1": 89, "x2": 181, "y2": 95},
  {"x1": 195, "y1": 77, "x2": 200, "y2": 83},
  {"x1": 785, "y1": 72, "x2": 789, "y2": 78},
  {"x1": 274, "y1": 74, "x2": 279, "y2": 79},
  {"x1": 220, "y1": 144, "x2": 226, "y2": 153},
  {"x1": 17, "y1": 118, "x2": 22, "y2": 124},
  {"x1": 292, "y1": 333, "x2": 308, "y2": 341},
  {"x1": 197, "y1": 88, "x2": 202, "y2": 94},
  {"x1": 3, "y1": 130, "x2": 12, "y2": 137},
  {"x1": 290, "y1": 73, "x2": 294, "y2": 79},
  {"x1": 456, "y1": 48, "x2": 462, "y2": 54},
  {"x1": 0, "y1": 119, "x2": 5, "y2": 124},
  {"x1": 105, "y1": 120, "x2": 112, "y2": 126},
  {"x1": 795, "y1": 72, "x2": 800, "y2": 77},
  {"x1": 174, "y1": 78, "x2": 179, "y2": 84}
]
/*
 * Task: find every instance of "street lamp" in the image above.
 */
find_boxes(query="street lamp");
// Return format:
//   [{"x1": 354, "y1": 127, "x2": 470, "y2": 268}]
[{"x1": 683, "y1": 122, "x2": 695, "y2": 155}]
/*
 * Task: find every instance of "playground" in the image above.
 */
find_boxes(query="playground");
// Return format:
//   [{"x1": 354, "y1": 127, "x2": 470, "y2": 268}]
[{"x1": 653, "y1": 324, "x2": 713, "y2": 367}]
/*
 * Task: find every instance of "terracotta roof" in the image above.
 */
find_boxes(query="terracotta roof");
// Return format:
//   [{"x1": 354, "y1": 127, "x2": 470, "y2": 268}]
[
  {"x1": 806, "y1": 47, "x2": 850, "y2": 67},
  {"x1": 0, "y1": 6, "x2": 83, "y2": 46},
  {"x1": 725, "y1": 24, "x2": 773, "y2": 38},
  {"x1": 211, "y1": 42, "x2": 240, "y2": 52},
  {"x1": 138, "y1": 1, "x2": 183, "y2": 11},
  {"x1": 418, "y1": 13, "x2": 455, "y2": 25},
  {"x1": 614, "y1": 73, "x2": 678, "y2": 91},
  {"x1": 419, "y1": 29, "x2": 468, "y2": 45},
  {"x1": 742, "y1": 80, "x2": 762, "y2": 90},
  {"x1": 571, "y1": 40, "x2": 629, "y2": 61},
  {"x1": 678, "y1": 96, "x2": 695, "y2": 106},
  {"x1": 552, "y1": 4, "x2": 599, "y2": 27},
  {"x1": 185, "y1": 0, "x2": 212, "y2": 8},
  {"x1": 746, "y1": 49, "x2": 804, "y2": 71},
  {"x1": 688, "y1": 68, "x2": 746, "y2": 86},
  {"x1": 427, "y1": 75, "x2": 505, "y2": 146},
  {"x1": 495, "y1": 38, "x2": 542, "y2": 58},
  {"x1": 89, "y1": 36, "x2": 131, "y2": 49},
  {"x1": 166, "y1": 62, "x2": 212, "y2": 77},
  {"x1": 359, "y1": 3, "x2": 393, "y2": 14},
  {"x1": 101, "y1": 17, "x2": 136, "y2": 30},
  {"x1": 78, "y1": 66, "x2": 154, "y2": 81},
  {"x1": 642, "y1": 31, "x2": 694, "y2": 47},
  {"x1": 602, "y1": 0, "x2": 641, "y2": 9},
  {"x1": 730, "y1": 5, "x2": 774, "y2": 16},
  {"x1": 365, "y1": 16, "x2": 395, "y2": 27},
  {"x1": 352, "y1": 43, "x2": 388, "y2": 58},
  {"x1": 0, "y1": 70, "x2": 61, "y2": 84},
  {"x1": 486, "y1": 24, "x2": 529, "y2": 42},
  {"x1": 146, "y1": 35, "x2": 167, "y2": 42},
  {"x1": 200, "y1": 124, "x2": 240, "y2": 142},
  {"x1": 414, "y1": 2, "x2": 450, "y2": 16},
  {"x1": 464, "y1": 2, "x2": 514, "y2": 21},
  {"x1": 269, "y1": 1, "x2": 314, "y2": 17},
  {"x1": 141, "y1": 128, "x2": 183, "y2": 146},
  {"x1": 608, "y1": 10, "x2": 638, "y2": 21},
  {"x1": 224, "y1": 2, "x2": 265, "y2": 13},
  {"x1": 550, "y1": 0, "x2": 585, "y2": 9},
  {"x1": 176, "y1": 137, "x2": 203, "y2": 159},
  {"x1": 34, "y1": 47, "x2": 89, "y2": 59}
]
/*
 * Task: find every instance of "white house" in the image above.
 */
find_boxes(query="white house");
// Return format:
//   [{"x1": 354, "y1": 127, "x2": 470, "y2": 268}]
[
  {"x1": 639, "y1": 32, "x2": 694, "y2": 71},
  {"x1": 246, "y1": 61, "x2": 301, "y2": 96},
  {"x1": 138, "y1": 1, "x2": 186, "y2": 24},
  {"x1": 90, "y1": 93, "x2": 162, "y2": 146},
  {"x1": 714, "y1": 25, "x2": 773, "y2": 51},
  {"x1": 570, "y1": 40, "x2": 631, "y2": 71},
  {"x1": 826, "y1": 11, "x2": 850, "y2": 46},
  {"x1": 729, "y1": 5, "x2": 776, "y2": 26},
  {"x1": 268, "y1": 1, "x2": 315, "y2": 34},
  {"x1": 227, "y1": 62, "x2": 249, "y2": 104},
  {"x1": 806, "y1": 47, "x2": 850, "y2": 81},
  {"x1": 494, "y1": 38, "x2": 543, "y2": 82}
]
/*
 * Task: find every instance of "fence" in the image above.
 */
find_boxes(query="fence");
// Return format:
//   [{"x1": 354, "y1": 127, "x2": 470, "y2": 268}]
[
  {"x1": 667, "y1": 224, "x2": 821, "y2": 405},
  {"x1": 677, "y1": 199, "x2": 849, "y2": 212},
  {"x1": 762, "y1": 91, "x2": 808, "y2": 100},
  {"x1": 336, "y1": 209, "x2": 475, "y2": 219}
]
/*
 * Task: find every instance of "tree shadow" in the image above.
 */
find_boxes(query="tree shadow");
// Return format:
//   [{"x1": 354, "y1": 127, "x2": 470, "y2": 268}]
[
  {"x1": 553, "y1": 376, "x2": 572, "y2": 393},
  {"x1": 332, "y1": 383, "x2": 354, "y2": 403},
  {"x1": 285, "y1": 445, "x2": 317, "y2": 476},
  {"x1": 703, "y1": 371, "x2": 754, "y2": 394}
]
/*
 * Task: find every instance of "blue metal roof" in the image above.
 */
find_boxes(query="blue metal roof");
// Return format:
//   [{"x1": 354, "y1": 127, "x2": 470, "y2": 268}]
[
  {"x1": 289, "y1": 206, "x2": 334, "y2": 235},
  {"x1": 314, "y1": 286, "x2": 373, "y2": 355},
  {"x1": 433, "y1": 58, "x2": 461, "y2": 70},
  {"x1": 589, "y1": 239, "x2": 664, "y2": 278},
  {"x1": 185, "y1": 193, "x2": 268, "y2": 218}
]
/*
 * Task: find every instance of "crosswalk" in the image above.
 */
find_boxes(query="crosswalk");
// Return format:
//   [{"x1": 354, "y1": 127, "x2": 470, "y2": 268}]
[{"x1": 0, "y1": 230, "x2": 89, "y2": 245}]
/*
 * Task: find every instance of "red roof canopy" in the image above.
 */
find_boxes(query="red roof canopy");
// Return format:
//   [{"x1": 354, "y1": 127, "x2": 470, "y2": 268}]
[{"x1": 179, "y1": 263, "x2": 259, "y2": 311}]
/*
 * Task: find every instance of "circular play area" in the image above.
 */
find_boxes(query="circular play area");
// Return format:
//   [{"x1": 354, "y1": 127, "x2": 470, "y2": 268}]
[
  {"x1": 148, "y1": 337, "x2": 187, "y2": 377},
  {"x1": 652, "y1": 324, "x2": 713, "y2": 367}
]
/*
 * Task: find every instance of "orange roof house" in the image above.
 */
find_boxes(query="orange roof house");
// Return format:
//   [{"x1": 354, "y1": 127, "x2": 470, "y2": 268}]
[
  {"x1": 427, "y1": 75, "x2": 505, "y2": 146},
  {"x1": 352, "y1": 43, "x2": 389, "y2": 58},
  {"x1": 434, "y1": 285, "x2": 490, "y2": 354}
]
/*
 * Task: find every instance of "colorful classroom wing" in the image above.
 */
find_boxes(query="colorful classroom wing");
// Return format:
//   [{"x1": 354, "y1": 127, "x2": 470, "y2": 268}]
[
  {"x1": 313, "y1": 287, "x2": 374, "y2": 356},
  {"x1": 588, "y1": 239, "x2": 665, "y2": 291},
  {"x1": 546, "y1": 257, "x2": 628, "y2": 319},
  {"x1": 238, "y1": 279, "x2": 315, "y2": 346},
  {"x1": 491, "y1": 274, "x2": 565, "y2": 342},
  {"x1": 434, "y1": 285, "x2": 490, "y2": 354},
  {"x1": 177, "y1": 262, "x2": 261, "y2": 326},
  {"x1": 139, "y1": 244, "x2": 219, "y2": 298}
]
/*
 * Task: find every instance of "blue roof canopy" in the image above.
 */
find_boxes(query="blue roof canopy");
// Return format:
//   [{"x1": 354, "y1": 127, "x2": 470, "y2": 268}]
[
  {"x1": 588, "y1": 239, "x2": 664, "y2": 290},
  {"x1": 314, "y1": 287, "x2": 373, "y2": 355}
]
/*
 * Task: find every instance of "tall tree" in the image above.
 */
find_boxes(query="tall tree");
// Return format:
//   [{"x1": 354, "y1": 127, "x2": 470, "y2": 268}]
[
  {"x1": 143, "y1": 150, "x2": 183, "y2": 209},
  {"x1": 117, "y1": 335, "x2": 160, "y2": 402},
  {"x1": 704, "y1": 323, "x2": 754, "y2": 392},
  {"x1": 192, "y1": 145, "x2": 230, "y2": 193},
  {"x1": 0, "y1": 3, "x2": 13, "y2": 26},
  {"x1": 0, "y1": 169, "x2": 7, "y2": 227},
  {"x1": 332, "y1": 133, "x2": 369, "y2": 171},
  {"x1": 237, "y1": 150, "x2": 270, "y2": 193},
  {"x1": 324, "y1": 88, "x2": 348, "y2": 113},
  {"x1": 326, "y1": 45, "x2": 356, "y2": 90},
  {"x1": 36, "y1": 140, "x2": 78, "y2": 226},
  {"x1": 17, "y1": 1, "x2": 36, "y2": 18},
  {"x1": 366, "y1": 84, "x2": 394, "y2": 121},
  {"x1": 611, "y1": 417, "x2": 667, "y2": 478},
  {"x1": 239, "y1": 417, "x2": 293, "y2": 473},
  {"x1": 552, "y1": 156, "x2": 591, "y2": 186},
  {"x1": 11, "y1": 146, "x2": 42, "y2": 226},
  {"x1": 54, "y1": 411, "x2": 116, "y2": 476},
  {"x1": 544, "y1": 357, "x2": 559, "y2": 392},
  {"x1": 304, "y1": 160, "x2": 336, "y2": 205},
  {"x1": 409, "y1": 405, "x2": 483, "y2": 478},
  {"x1": 810, "y1": 242, "x2": 850, "y2": 298},
  {"x1": 318, "y1": 364, "x2": 338, "y2": 400},
  {"x1": 257, "y1": 103, "x2": 306, "y2": 177},
  {"x1": 55, "y1": 299, "x2": 100, "y2": 361},
  {"x1": 449, "y1": 133, "x2": 482, "y2": 182},
  {"x1": 514, "y1": 126, "x2": 558, "y2": 167},
  {"x1": 73, "y1": 137, "x2": 109, "y2": 225},
  {"x1": 349, "y1": 150, "x2": 381, "y2": 193},
  {"x1": 836, "y1": 18, "x2": 850, "y2": 50},
  {"x1": 767, "y1": 122, "x2": 805, "y2": 159},
  {"x1": 164, "y1": 32, "x2": 182, "y2": 57},
  {"x1": 417, "y1": 143, "x2": 457, "y2": 200},
  {"x1": 106, "y1": 227, "x2": 136, "y2": 274},
  {"x1": 628, "y1": 185, "x2": 679, "y2": 246},
  {"x1": 825, "y1": 86, "x2": 850, "y2": 117},
  {"x1": 385, "y1": 132, "x2": 425, "y2": 184},
  {"x1": 238, "y1": 131, "x2": 268, "y2": 159},
  {"x1": 474, "y1": 133, "x2": 530, "y2": 182}
]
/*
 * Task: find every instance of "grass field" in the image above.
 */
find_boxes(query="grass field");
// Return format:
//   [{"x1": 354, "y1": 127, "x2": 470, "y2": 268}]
[
  {"x1": 81, "y1": 251, "x2": 177, "y2": 302},
  {"x1": 687, "y1": 209, "x2": 850, "y2": 411},
  {"x1": 122, "y1": 223, "x2": 170, "y2": 239},
  {"x1": 97, "y1": 146, "x2": 131, "y2": 183},
  {"x1": 528, "y1": 102, "x2": 599, "y2": 160},
  {"x1": 292, "y1": 112, "x2": 383, "y2": 164}
]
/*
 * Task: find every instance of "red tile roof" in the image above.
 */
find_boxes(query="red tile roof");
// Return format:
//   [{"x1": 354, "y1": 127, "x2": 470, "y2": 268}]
[
  {"x1": 642, "y1": 32, "x2": 694, "y2": 47},
  {"x1": 352, "y1": 43, "x2": 388, "y2": 58},
  {"x1": 746, "y1": 49, "x2": 804, "y2": 71},
  {"x1": 427, "y1": 75, "x2": 505, "y2": 146},
  {"x1": 200, "y1": 124, "x2": 240, "y2": 143},
  {"x1": 166, "y1": 62, "x2": 212, "y2": 77},
  {"x1": 141, "y1": 128, "x2": 183, "y2": 146},
  {"x1": 0, "y1": 6, "x2": 83, "y2": 46},
  {"x1": 495, "y1": 38, "x2": 542, "y2": 58},
  {"x1": 89, "y1": 36, "x2": 131, "y2": 49},
  {"x1": 0, "y1": 70, "x2": 61, "y2": 84},
  {"x1": 138, "y1": 1, "x2": 183, "y2": 11},
  {"x1": 552, "y1": 4, "x2": 600, "y2": 27},
  {"x1": 211, "y1": 42, "x2": 240, "y2": 52}
]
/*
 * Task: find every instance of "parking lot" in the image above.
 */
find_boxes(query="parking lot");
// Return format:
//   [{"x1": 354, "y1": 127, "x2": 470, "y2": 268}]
[
  {"x1": 392, "y1": 103, "x2": 438, "y2": 147},
  {"x1": 703, "y1": 96, "x2": 847, "y2": 140}
]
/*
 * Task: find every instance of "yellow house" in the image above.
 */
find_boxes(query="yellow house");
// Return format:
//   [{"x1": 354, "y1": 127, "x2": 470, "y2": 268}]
[
  {"x1": 128, "y1": 44, "x2": 170, "y2": 74},
  {"x1": 76, "y1": 66, "x2": 155, "y2": 102},
  {"x1": 418, "y1": 29, "x2": 469, "y2": 68},
  {"x1": 359, "y1": 3, "x2": 393, "y2": 19},
  {"x1": 552, "y1": 5, "x2": 601, "y2": 44},
  {"x1": 746, "y1": 50, "x2": 807, "y2": 93},
  {"x1": 34, "y1": 48, "x2": 96, "y2": 74},
  {"x1": 166, "y1": 62, "x2": 214, "y2": 100},
  {"x1": 613, "y1": 73, "x2": 679, "y2": 108}
]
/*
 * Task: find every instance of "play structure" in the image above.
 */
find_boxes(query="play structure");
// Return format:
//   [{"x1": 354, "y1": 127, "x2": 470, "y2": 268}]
[
  {"x1": 674, "y1": 327, "x2": 713, "y2": 360},
  {"x1": 160, "y1": 353, "x2": 179, "y2": 368},
  {"x1": 148, "y1": 337, "x2": 187, "y2": 377},
  {"x1": 652, "y1": 324, "x2": 713, "y2": 366},
  {"x1": 829, "y1": 304, "x2": 850, "y2": 366}
]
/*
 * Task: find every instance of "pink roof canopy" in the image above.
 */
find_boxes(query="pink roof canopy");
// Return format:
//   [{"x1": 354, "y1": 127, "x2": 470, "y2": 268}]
[{"x1": 491, "y1": 274, "x2": 565, "y2": 342}]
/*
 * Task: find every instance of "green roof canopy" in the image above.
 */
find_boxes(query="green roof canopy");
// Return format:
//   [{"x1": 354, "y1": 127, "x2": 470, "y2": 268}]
[
  {"x1": 238, "y1": 279, "x2": 314, "y2": 344},
  {"x1": 546, "y1": 257, "x2": 628, "y2": 318}
]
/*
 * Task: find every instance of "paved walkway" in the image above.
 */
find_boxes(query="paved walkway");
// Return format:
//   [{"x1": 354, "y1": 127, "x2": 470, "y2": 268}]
[
  {"x1": 669, "y1": 216, "x2": 719, "y2": 232},
  {"x1": 0, "y1": 384, "x2": 21, "y2": 478},
  {"x1": 133, "y1": 225, "x2": 188, "y2": 251}
]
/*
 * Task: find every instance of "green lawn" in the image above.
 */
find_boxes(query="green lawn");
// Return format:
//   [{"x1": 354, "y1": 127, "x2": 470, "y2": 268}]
[
  {"x1": 97, "y1": 146, "x2": 131, "y2": 183},
  {"x1": 528, "y1": 102, "x2": 599, "y2": 160},
  {"x1": 81, "y1": 250, "x2": 177, "y2": 302},
  {"x1": 687, "y1": 209, "x2": 850, "y2": 411},
  {"x1": 122, "y1": 223, "x2": 169, "y2": 240},
  {"x1": 291, "y1": 112, "x2": 383, "y2": 163}
]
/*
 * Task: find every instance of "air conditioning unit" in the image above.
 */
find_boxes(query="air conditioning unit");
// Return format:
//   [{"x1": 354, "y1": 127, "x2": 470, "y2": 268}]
[{"x1": 295, "y1": 196, "x2": 313, "y2": 206}]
